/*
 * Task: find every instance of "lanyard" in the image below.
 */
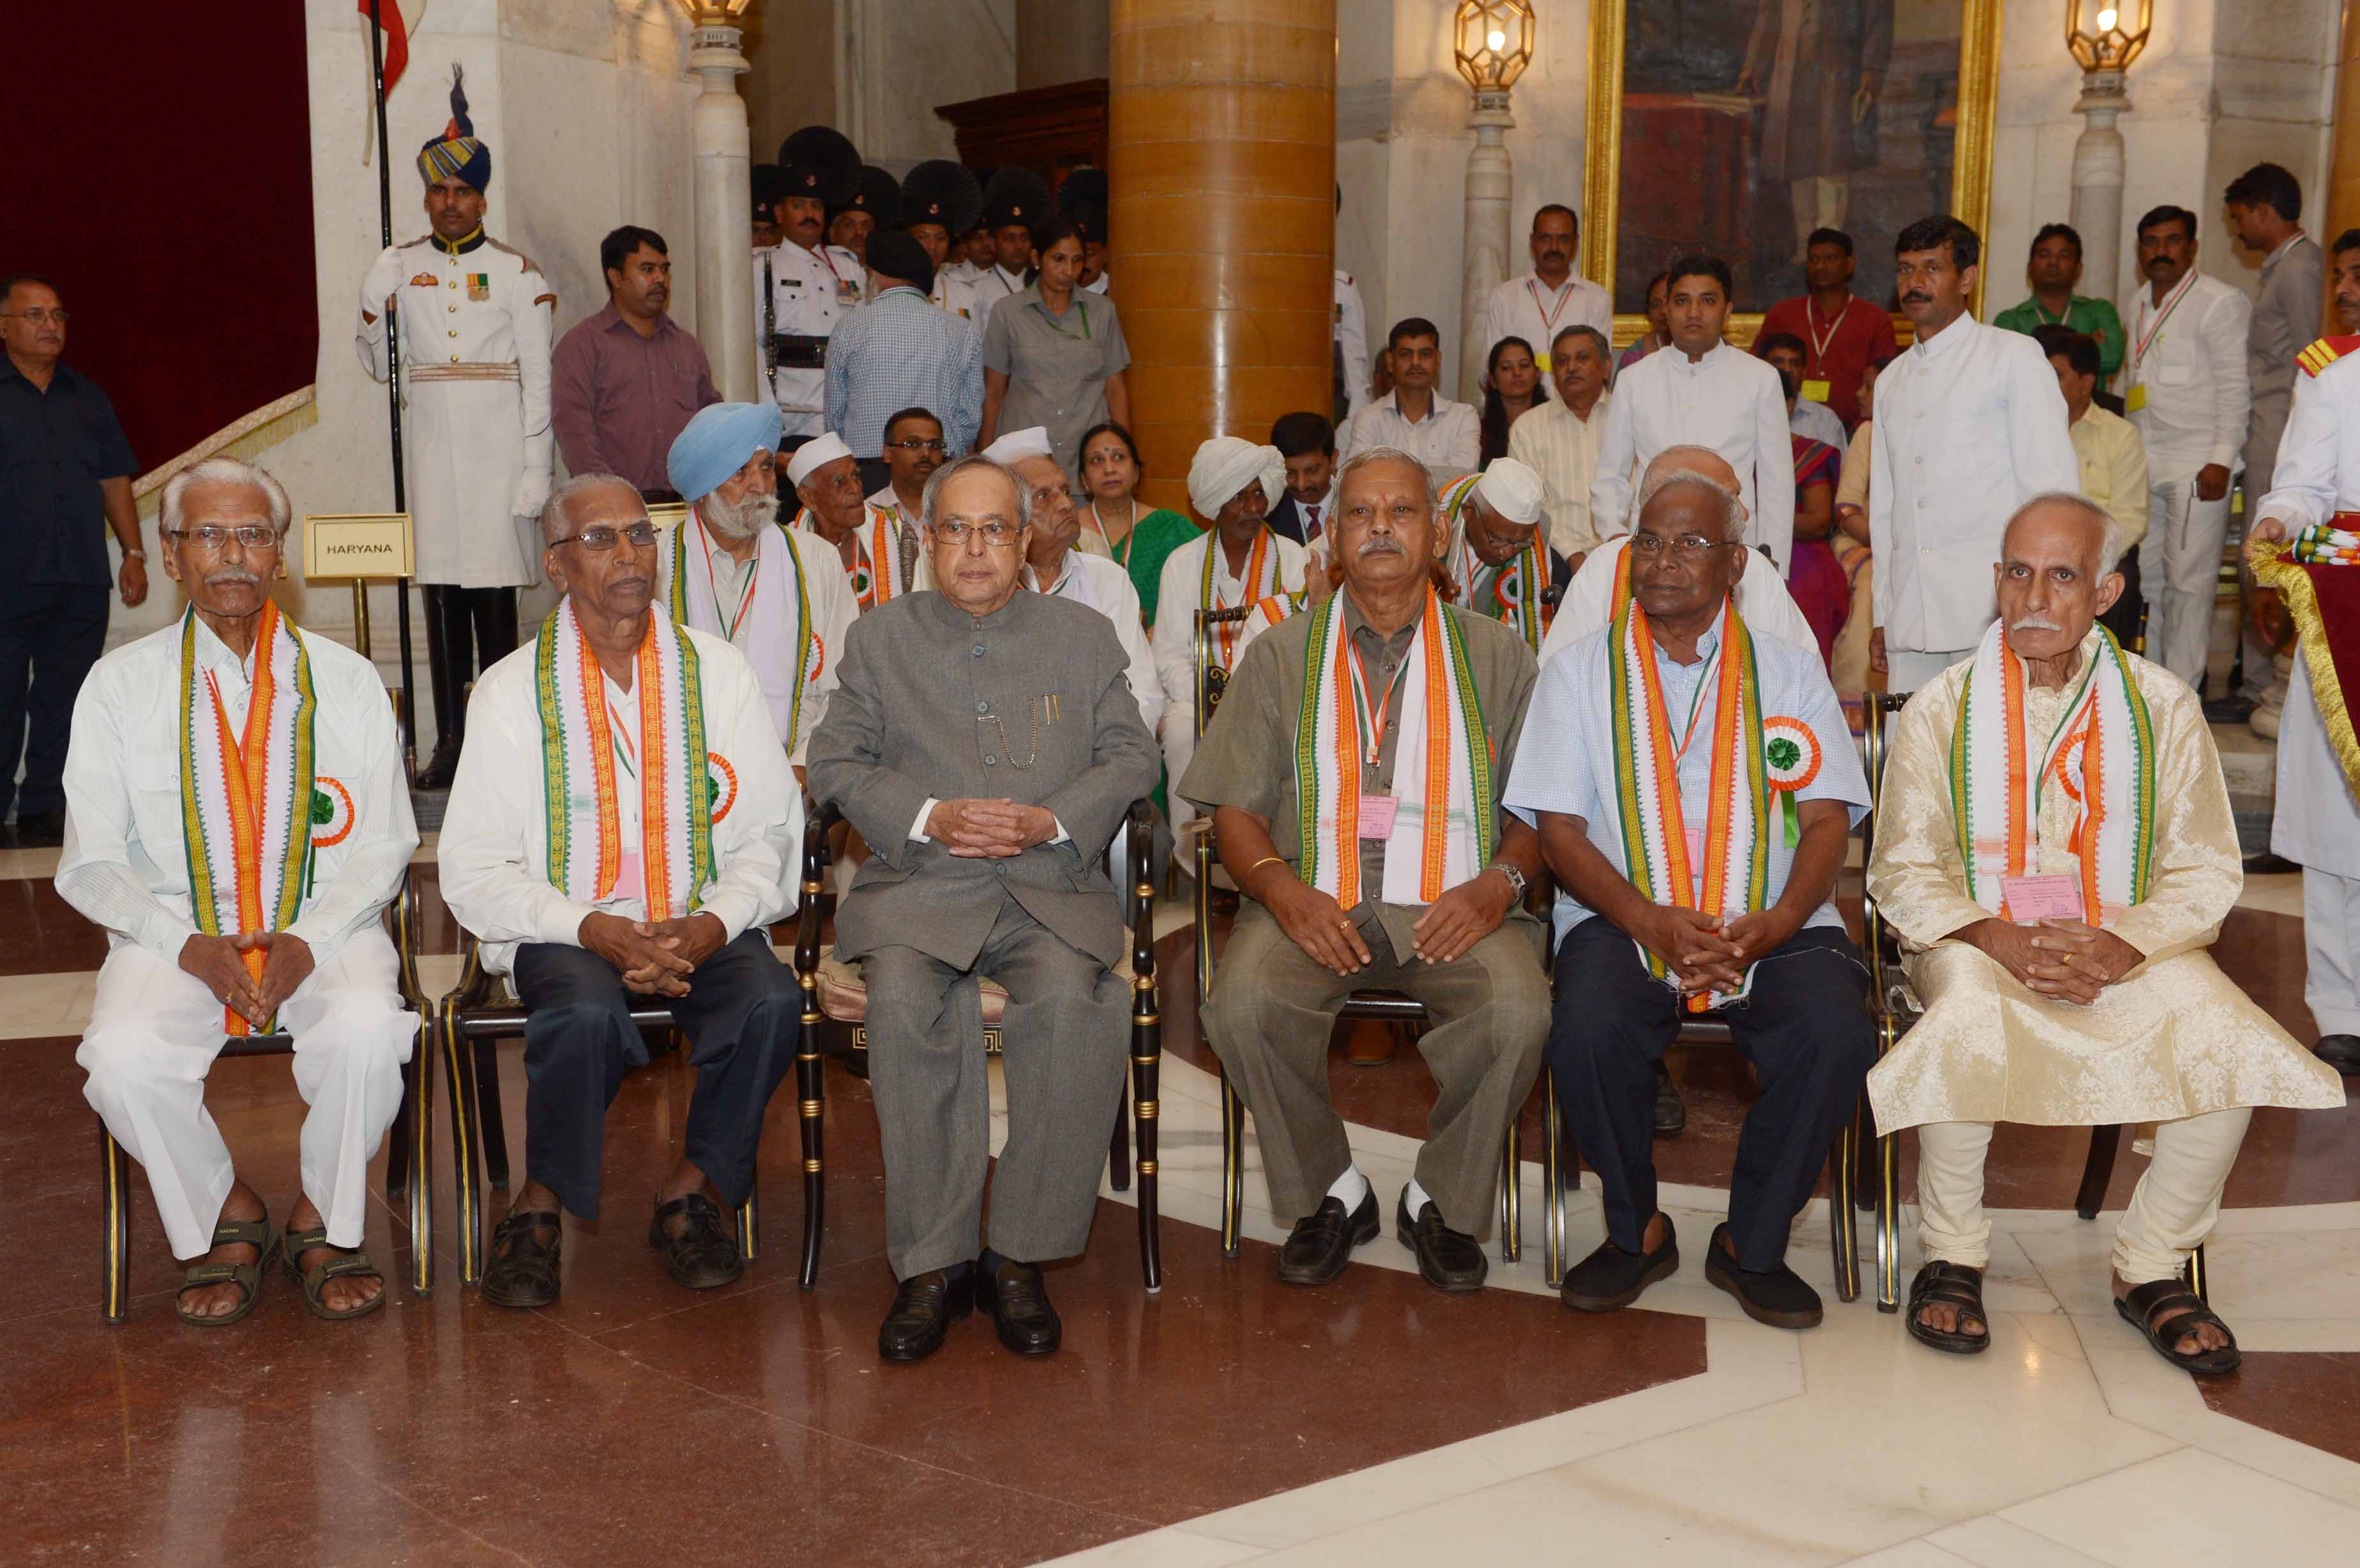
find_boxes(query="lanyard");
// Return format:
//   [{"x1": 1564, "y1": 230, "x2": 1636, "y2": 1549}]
[
  {"x1": 2131, "y1": 273, "x2": 2197, "y2": 377},
  {"x1": 1525, "y1": 277, "x2": 1577, "y2": 336},
  {"x1": 695, "y1": 511, "x2": 759, "y2": 642},
  {"x1": 606, "y1": 697, "x2": 640, "y2": 780},
  {"x1": 1204, "y1": 529, "x2": 1270, "y2": 667},
  {"x1": 1666, "y1": 638, "x2": 1725, "y2": 768},
  {"x1": 1033, "y1": 297, "x2": 1092, "y2": 338},
  {"x1": 1804, "y1": 294, "x2": 1847, "y2": 367},
  {"x1": 2029, "y1": 295, "x2": 2072, "y2": 327},
  {"x1": 1346, "y1": 635, "x2": 1409, "y2": 769}
]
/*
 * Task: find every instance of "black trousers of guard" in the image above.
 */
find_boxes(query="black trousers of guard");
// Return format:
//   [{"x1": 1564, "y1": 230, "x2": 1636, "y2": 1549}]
[
  {"x1": 512, "y1": 930, "x2": 799, "y2": 1221},
  {"x1": 0, "y1": 584, "x2": 106, "y2": 819},
  {"x1": 421, "y1": 585, "x2": 518, "y2": 752},
  {"x1": 1548, "y1": 919, "x2": 1875, "y2": 1272}
]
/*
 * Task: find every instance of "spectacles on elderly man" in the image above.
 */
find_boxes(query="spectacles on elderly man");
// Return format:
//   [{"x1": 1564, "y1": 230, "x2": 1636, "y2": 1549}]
[
  {"x1": 549, "y1": 522, "x2": 660, "y2": 552},
  {"x1": 1630, "y1": 532, "x2": 1736, "y2": 561},
  {"x1": 167, "y1": 524, "x2": 280, "y2": 552},
  {"x1": 932, "y1": 519, "x2": 1024, "y2": 547}
]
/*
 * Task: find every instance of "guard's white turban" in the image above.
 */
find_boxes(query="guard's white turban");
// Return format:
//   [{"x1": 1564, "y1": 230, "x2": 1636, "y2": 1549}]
[
  {"x1": 1187, "y1": 437, "x2": 1284, "y2": 519},
  {"x1": 785, "y1": 432, "x2": 853, "y2": 489},
  {"x1": 981, "y1": 426, "x2": 1052, "y2": 464},
  {"x1": 1475, "y1": 457, "x2": 1544, "y2": 527}
]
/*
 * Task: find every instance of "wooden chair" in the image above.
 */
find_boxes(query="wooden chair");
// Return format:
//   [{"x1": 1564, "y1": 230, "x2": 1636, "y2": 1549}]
[
  {"x1": 796, "y1": 798, "x2": 1168, "y2": 1291},
  {"x1": 100, "y1": 870, "x2": 435, "y2": 1322},
  {"x1": 1859, "y1": 691, "x2": 2205, "y2": 1311}
]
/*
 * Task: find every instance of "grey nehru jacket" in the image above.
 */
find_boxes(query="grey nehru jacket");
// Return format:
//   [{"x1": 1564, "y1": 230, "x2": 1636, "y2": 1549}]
[{"x1": 806, "y1": 587, "x2": 1161, "y2": 970}]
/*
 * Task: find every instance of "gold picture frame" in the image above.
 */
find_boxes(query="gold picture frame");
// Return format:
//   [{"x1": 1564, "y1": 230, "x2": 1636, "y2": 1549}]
[{"x1": 1581, "y1": 0, "x2": 2002, "y2": 347}]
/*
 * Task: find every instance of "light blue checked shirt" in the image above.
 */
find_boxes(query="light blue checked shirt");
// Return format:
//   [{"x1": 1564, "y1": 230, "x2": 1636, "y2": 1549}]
[
  {"x1": 824, "y1": 286, "x2": 983, "y2": 459},
  {"x1": 1503, "y1": 604, "x2": 1866, "y2": 945}
]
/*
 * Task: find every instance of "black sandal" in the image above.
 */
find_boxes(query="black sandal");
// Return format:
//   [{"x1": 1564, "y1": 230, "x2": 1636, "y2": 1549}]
[
  {"x1": 281, "y1": 1227, "x2": 387, "y2": 1322},
  {"x1": 648, "y1": 1193, "x2": 744, "y2": 1290},
  {"x1": 481, "y1": 1210, "x2": 563, "y2": 1309},
  {"x1": 1906, "y1": 1261, "x2": 1991, "y2": 1355},
  {"x1": 175, "y1": 1214, "x2": 281, "y2": 1327},
  {"x1": 2115, "y1": 1278, "x2": 2242, "y2": 1376}
]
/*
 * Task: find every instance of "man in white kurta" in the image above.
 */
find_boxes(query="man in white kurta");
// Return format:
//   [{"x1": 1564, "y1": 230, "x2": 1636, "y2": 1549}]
[
  {"x1": 439, "y1": 475, "x2": 803, "y2": 1309},
  {"x1": 1867, "y1": 495, "x2": 2340, "y2": 1369},
  {"x1": 1338, "y1": 322, "x2": 1481, "y2": 473},
  {"x1": 2249, "y1": 336, "x2": 2360, "y2": 1076},
  {"x1": 1872, "y1": 218, "x2": 2080, "y2": 691},
  {"x1": 655, "y1": 402, "x2": 856, "y2": 772},
  {"x1": 1153, "y1": 439, "x2": 1311, "y2": 848},
  {"x1": 1481, "y1": 206, "x2": 1613, "y2": 374},
  {"x1": 789, "y1": 431, "x2": 931, "y2": 607},
  {"x1": 1589, "y1": 259, "x2": 1796, "y2": 569},
  {"x1": 63, "y1": 459, "x2": 418, "y2": 1322}
]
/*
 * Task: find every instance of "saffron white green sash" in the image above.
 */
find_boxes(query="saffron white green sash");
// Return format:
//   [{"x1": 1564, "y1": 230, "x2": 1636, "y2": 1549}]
[
  {"x1": 1292, "y1": 589, "x2": 1493, "y2": 908},
  {"x1": 178, "y1": 603, "x2": 315, "y2": 1035},
  {"x1": 1951, "y1": 621, "x2": 2156, "y2": 923},
  {"x1": 1441, "y1": 472, "x2": 1549, "y2": 654},
  {"x1": 1203, "y1": 527, "x2": 1283, "y2": 670},
  {"x1": 667, "y1": 511, "x2": 822, "y2": 750},
  {"x1": 534, "y1": 601, "x2": 715, "y2": 921}
]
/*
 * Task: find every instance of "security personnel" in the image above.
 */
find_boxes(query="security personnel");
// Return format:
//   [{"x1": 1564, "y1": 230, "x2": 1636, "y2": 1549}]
[
  {"x1": 750, "y1": 163, "x2": 785, "y2": 250},
  {"x1": 826, "y1": 165, "x2": 900, "y2": 272},
  {"x1": 970, "y1": 168, "x2": 1053, "y2": 332},
  {"x1": 757, "y1": 126, "x2": 866, "y2": 444},
  {"x1": 358, "y1": 69, "x2": 553, "y2": 788},
  {"x1": 900, "y1": 160, "x2": 985, "y2": 321}
]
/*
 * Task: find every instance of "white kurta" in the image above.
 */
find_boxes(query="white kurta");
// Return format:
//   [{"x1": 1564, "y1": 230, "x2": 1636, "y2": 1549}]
[
  {"x1": 1537, "y1": 534, "x2": 1821, "y2": 667},
  {"x1": 59, "y1": 616, "x2": 420, "y2": 1256},
  {"x1": 1153, "y1": 528, "x2": 1310, "y2": 842},
  {"x1": 1589, "y1": 341, "x2": 1797, "y2": 570},
  {"x1": 756, "y1": 239, "x2": 865, "y2": 438},
  {"x1": 358, "y1": 231, "x2": 554, "y2": 587},
  {"x1": 438, "y1": 621, "x2": 801, "y2": 976},
  {"x1": 1870, "y1": 315, "x2": 2080, "y2": 657},
  {"x1": 1338, "y1": 390, "x2": 1481, "y2": 474},
  {"x1": 657, "y1": 513, "x2": 858, "y2": 764},
  {"x1": 1482, "y1": 271, "x2": 1614, "y2": 372},
  {"x1": 1026, "y1": 548, "x2": 1165, "y2": 734}
]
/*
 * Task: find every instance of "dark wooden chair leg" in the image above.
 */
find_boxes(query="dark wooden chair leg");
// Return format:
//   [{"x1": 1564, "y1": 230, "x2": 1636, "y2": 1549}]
[
  {"x1": 443, "y1": 1007, "x2": 486, "y2": 1286},
  {"x1": 1220, "y1": 1069, "x2": 1245, "y2": 1258},
  {"x1": 471, "y1": 1036, "x2": 510, "y2": 1189},
  {"x1": 2076, "y1": 1124, "x2": 2122, "y2": 1221},
  {"x1": 1543, "y1": 1066, "x2": 1567, "y2": 1290},
  {"x1": 1852, "y1": 1089, "x2": 1878, "y2": 1210},
  {"x1": 1499, "y1": 1118, "x2": 1522, "y2": 1263},
  {"x1": 1133, "y1": 1008, "x2": 1163, "y2": 1293},
  {"x1": 795, "y1": 987, "x2": 826, "y2": 1292},
  {"x1": 100, "y1": 1124, "x2": 130, "y2": 1324},
  {"x1": 405, "y1": 1016, "x2": 435, "y2": 1293},
  {"x1": 737, "y1": 1188, "x2": 759, "y2": 1262},
  {"x1": 1107, "y1": 1079, "x2": 1133, "y2": 1193},
  {"x1": 1829, "y1": 1104, "x2": 1861, "y2": 1302}
]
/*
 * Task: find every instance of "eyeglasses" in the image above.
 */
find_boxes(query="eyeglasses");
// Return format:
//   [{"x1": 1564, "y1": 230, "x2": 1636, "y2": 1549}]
[
  {"x1": 884, "y1": 437, "x2": 946, "y2": 453},
  {"x1": 548, "y1": 522, "x2": 659, "y2": 552},
  {"x1": 1, "y1": 308, "x2": 67, "y2": 326},
  {"x1": 167, "y1": 524, "x2": 279, "y2": 552},
  {"x1": 931, "y1": 520, "x2": 1023, "y2": 547},
  {"x1": 1629, "y1": 532, "x2": 1734, "y2": 561}
]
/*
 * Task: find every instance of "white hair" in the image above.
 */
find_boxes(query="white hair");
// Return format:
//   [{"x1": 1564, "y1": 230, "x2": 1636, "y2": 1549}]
[
  {"x1": 538, "y1": 472, "x2": 641, "y2": 544},
  {"x1": 2006, "y1": 490, "x2": 2125, "y2": 578},
  {"x1": 919, "y1": 453, "x2": 1032, "y2": 532},
  {"x1": 1335, "y1": 445, "x2": 1437, "y2": 513},
  {"x1": 1634, "y1": 467, "x2": 1745, "y2": 541},
  {"x1": 158, "y1": 456, "x2": 291, "y2": 538}
]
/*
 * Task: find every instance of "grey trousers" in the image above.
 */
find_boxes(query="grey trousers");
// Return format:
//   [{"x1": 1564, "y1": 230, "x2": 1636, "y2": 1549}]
[
  {"x1": 1200, "y1": 901, "x2": 1550, "y2": 1238},
  {"x1": 861, "y1": 893, "x2": 1130, "y2": 1279}
]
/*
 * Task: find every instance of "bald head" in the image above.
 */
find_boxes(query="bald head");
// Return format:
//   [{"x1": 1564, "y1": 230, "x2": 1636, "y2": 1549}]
[
  {"x1": 1642, "y1": 446, "x2": 1749, "y2": 525},
  {"x1": 1994, "y1": 491, "x2": 2125, "y2": 672},
  {"x1": 2001, "y1": 492, "x2": 2119, "y2": 580}
]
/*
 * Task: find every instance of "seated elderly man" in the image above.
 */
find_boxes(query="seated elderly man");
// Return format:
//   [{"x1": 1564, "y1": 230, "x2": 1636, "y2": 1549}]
[
  {"x1": 1153, "y1": 437, "x2": 1312, "y2": 845},
  {"x1": 62, "y1": 457, "x2": 417, "y2": 1324},
  {"x1": 985, "y1": 425, "x2": 1111, "y2": 559},
  {"x1": 656, "y1": 402, "x2": 858, "y2": 779},
  {"x1": 807, "y1": 453, "x2": 1160, "y2": 1362},
  {"x1": 790, "y1": 431, "x2": 928, "y2": 608},
  {"x1": 1506, "y1": 467, "x2": 1874, "y2": 1329},
  {"x1": 1185, "y1": 446, "x2": 1550, "y2": 1290},
  {"x1": 1436, "y1": 456, "x2": 1573, "y2": 655},
  {"x1": 1866, "y1": 493, "x2": 2341, "y2": 1372},
  {"x1": 1007, "y1": 439, "x2": 1163, "y2": 733},
  {"x1": 440, "y1": 472, "x2": 803, "y2": 1308}
]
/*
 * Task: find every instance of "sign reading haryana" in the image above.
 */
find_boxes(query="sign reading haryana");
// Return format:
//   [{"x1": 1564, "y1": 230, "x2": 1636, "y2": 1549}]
[{"x1": 303, "y1": 513, "x2": 415, "y2": 580}]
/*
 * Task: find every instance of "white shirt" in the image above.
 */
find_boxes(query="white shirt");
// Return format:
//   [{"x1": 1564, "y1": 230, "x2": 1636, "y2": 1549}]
[
  {"x1": 2121, "y1": 271, "x2": 2253, "y2": 472},
  {"x1": 1335, "y1": 270, "x2": 1370, "y2": 419},
  {"x1": 656, "y1": 512, "x2": 859, "y2": 764},
  {"x1": 1870, "y1": 314, "x2": 2080, "y2": 653},
  {"x1": 1339, "y1": 389, "x2": 1481, "y2": 474},
  {"x1": 930, "y1": 268, "x2": 981, "y2": 323},
  {"x1": 57, "y1": 617, "x2": 417, "y2": 968},
  {"x1": 1589, "y1": 341, "x2": 1797, "y2": 570},
  {"x1": 967, "y1": 263, "x2": 1027, "y2": 332},
  {"x1": 1483, "y1": 271, "x2": 1613, "y2": 371},
  {"x1": 866, "y1": 483, "x2": 921, "y2": 529},
  {"x1": 438, "y1": 624, "x2": 800, "y2": 974},
  {"x1": 1025, "y1": 548, "x2": 1166, "y2": 734},
  {"x1": 1538, "y1": 534, "x2": 1821, "y2": 668},
  {"x1": 1507, "y1": 391, "x2": 1611, "y2": 559},
  {"x1": 1790, "y1": 396, "x2": 1848, "y2": 456},
  {"x1": 755, "y1": 239, "x2": 866, "y2": 435},
  {"x1": 1152, "y1": 527, "x2": 1310, "y2": 836}
]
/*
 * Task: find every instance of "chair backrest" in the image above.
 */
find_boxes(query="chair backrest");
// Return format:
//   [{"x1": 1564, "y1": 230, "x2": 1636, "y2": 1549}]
[
  {"x1": 1193, "y1": 604, "x2": 1261, "y2": 743},
  {"x1": 1859, "y1": 690, "x2": 1914, "y2": 1013}
]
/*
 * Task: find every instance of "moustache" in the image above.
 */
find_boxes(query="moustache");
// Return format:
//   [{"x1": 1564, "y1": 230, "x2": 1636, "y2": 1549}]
[
  {"x1": 1356, "y1": 536, "x2": 1405, "y2": 557},
  {"x1": 2010, "y1": 615, "x2": 2065, "y2": 633},
  {"x1": 202, "y1": 569, "x2": 261, "y2": 587},
  {"x1": 1902, "y1": 291, "x2": 1932, "y2": 304}
]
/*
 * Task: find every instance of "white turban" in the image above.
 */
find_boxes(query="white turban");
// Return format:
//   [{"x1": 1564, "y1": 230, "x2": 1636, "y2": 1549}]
[
  {"x1": 1475, "y1": 457, "x2": 1544, "y2": 527},
  {"x1": 981, "y1": 426, "x2": 1052, "y2": 464},
  {"x1": 785, "y1": 432, "x2": 853, "y2": 489},
  {"x1": 1187, "y1": 437, "x2": 1284, "y2": 519}
]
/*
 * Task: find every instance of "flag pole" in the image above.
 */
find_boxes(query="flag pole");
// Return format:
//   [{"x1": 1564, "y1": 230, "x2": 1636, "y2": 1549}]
[{"x1": 366, "y1": 0, "x2": 418, "y2": 778}]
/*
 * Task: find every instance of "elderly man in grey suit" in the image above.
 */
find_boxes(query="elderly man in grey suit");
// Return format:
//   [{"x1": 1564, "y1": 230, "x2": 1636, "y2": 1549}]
[{"x1": 808, "y1": 452, "x2": 1160, "y2": 1363}]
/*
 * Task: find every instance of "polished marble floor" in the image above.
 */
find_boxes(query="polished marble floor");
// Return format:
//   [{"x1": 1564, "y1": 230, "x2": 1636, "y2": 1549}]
[{"x1": 4, "y1": 836, "x2": 2358, "y2": 1566}]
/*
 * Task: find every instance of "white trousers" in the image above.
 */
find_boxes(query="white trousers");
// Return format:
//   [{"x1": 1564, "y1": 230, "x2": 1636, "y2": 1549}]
[
  {"x1": 77, "y1": 928, "x2": 418, "y2": 1260},
  {"x1": 2138, "y1": 474, "x2": 2234, "y2": 690},
  {"x1": 1882, "y1": 647, "x2": 1973, "y2": 695},
  {"x1": 1916, "y1": 1108, "x2": 2253, "y2": 1283},
  {"x1": 2306, "y1": 868, "x2": 2360, "y2": 1037}
]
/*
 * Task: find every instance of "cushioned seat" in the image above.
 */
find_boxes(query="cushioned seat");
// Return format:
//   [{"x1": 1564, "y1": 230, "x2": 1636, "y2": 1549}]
[{"x1": 815, "y1": 948, "x2": 1136, "y2": 1029}]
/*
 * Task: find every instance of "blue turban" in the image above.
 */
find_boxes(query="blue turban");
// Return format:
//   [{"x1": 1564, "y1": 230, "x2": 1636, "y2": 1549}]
[
  {"x1": 418, "y1": 68, "x2": 492, "y2": 193},
  {"x1": 669, "y1": 402, "x2": 786, "y2": 504}
]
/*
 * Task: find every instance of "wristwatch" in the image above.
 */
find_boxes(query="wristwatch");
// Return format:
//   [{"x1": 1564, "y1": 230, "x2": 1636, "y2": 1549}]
[{"x1": 1488, "y1": 862, "x2": 1528, "y2": 905}]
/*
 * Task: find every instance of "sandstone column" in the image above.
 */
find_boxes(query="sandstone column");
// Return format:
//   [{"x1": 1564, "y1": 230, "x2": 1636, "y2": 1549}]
[{"x1": 1110, "y1": 0, "x2": 1337, "y2": 512}]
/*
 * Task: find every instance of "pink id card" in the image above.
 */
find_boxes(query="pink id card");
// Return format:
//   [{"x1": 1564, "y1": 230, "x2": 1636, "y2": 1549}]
[
  {"x1": 2002, "y1": 873, "x2": 2085, "y2": 924},
  {"x1": 1357, "y1": 795, "x2": 1398, "y2": 838}
]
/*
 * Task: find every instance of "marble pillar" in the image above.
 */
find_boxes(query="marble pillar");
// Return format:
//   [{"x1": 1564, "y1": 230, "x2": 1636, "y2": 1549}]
[
  {"x1": 2068, "y1": 70, "x2": 2130, "y2": 305},
  {"x1": 1458, "y1": 89, "x2": 1513, "y2": 403},
  {"x1": 688, "y1": 20, "x2": 759, "y2": 402},
  {"x1": 1109, "y1": 0, "x2": 1336, "y2": 513}
]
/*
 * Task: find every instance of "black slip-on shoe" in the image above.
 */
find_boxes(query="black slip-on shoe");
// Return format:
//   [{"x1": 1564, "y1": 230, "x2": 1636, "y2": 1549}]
[
  {"x1": 879, "y1": 1267, "x2": 975, "y2": 1362},
  {"x1": 1559, "y1": 1217, "x2": 1679, "y2": 1312},
  {"x1": 1704, "y1": 1223, "x2": 1823, "y2": 1329},
  {"x1": 976, "y1": 1257, "x2": 1062, "y2": 1355},
  {"x1": 1396, "y1": 1187, "x2": 1488, "y2": 1292},
  {"x1": 1277, "y1": 1189, "x2": 1380, "y2": 1286}
]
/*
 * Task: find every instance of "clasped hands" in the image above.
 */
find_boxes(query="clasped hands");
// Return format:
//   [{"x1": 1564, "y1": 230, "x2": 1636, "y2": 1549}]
[
  {"x1": 928, "y1": 797, "x2": 1059, "y2": 859},
  {"x1": 1261, "y1": 868, "x2": 1516, "y2": 977},
  {"x1": 1962, "y1": 916, "x2": 2141, "y2": 1006},
  {"x1": 179, "y1": 930, "x2": 315, "y2": 1026},
  {"x1": 579, "y1": 910, "x2": 728, "y2": 997},
  {"x1": 1638, "y1": 903, "x2": 1800, "y2": 997}
]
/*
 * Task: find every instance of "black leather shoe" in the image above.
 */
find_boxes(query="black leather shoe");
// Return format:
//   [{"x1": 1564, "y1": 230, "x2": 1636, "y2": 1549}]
[
  {"x1": 647, "y1": 1193, "x2": 744, "y2": 1289},
  {"x1": 481, "y1": 1210, "x2": 563, "y2": 1309},
  {"x1": 2317, "y1": 1034, "x2": 2360, "y2": 1075},
  {"x1": 412, "y1": 738, "x2": 462, "y2": 790},
  {"x1": 1277, "y1": 1188, "x2": 1379, "y2": 1286},
  {"x1": 1560, "y1": 1217, "x2": 1679, "y2": 1312},
  {"x1": 1654, "y1": 1064, "x2": 1688, "y2": 1136},
  {"x1": 11, "y1": 808, "x2": 64, "y2": 848},
  {"x1": 1704, "y1": 1223, "x2": 1822, "y2": 1329},
  {"x1": 1396, "y1": 1187, "x2": 1487, "y2": 1292},
  {"x1": 878, "y1": 1267, "x2": 974, "y2": 1362},
  {"x1": 976, "y1": 1256, "x2": 1061, "y2": 1355}
]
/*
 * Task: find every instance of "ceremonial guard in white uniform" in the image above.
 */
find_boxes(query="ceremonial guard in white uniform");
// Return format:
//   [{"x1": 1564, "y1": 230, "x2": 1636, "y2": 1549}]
[
  {"x1": 358, "y1": 73, "x2": 554, "y2": 786},
  {"x1": 969, "y1": 169, "x2": 1052, "y2": 333},
  {"x1": 898, "y1": 160, "x2": 987, "y2": 323},
  {"x1": 757, "y1": 126, "x2": 866, "y2": 442},
  {"x1": 1335, "y1": 268, "x2": 1370, "y2": 422}
]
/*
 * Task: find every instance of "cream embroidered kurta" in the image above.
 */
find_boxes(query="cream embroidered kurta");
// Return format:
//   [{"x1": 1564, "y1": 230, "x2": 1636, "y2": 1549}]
[{"x1": 1865, "y1": 633, "x2": 2343, "y2": 1131}]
